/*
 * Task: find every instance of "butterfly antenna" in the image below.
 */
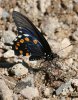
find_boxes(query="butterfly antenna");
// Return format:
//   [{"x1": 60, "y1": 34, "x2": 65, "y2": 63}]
[{"x1": 57, "y1": 42, "x2": 76, "y2": 53}]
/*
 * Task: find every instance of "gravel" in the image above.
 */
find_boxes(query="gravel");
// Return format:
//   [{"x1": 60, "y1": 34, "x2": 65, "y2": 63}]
[{"x1": 0, "y1": 0, "x2": 78, "y2": 100}]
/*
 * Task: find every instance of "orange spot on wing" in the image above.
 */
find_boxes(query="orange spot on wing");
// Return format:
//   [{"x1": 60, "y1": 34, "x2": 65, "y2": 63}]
[
  {"x1": 19, "y1": 50, "x2": 23, "y2": 54},
  {"x1": 16, "y1": 42, "x2": 20, "y2": 46},
  {"x1": 15, "y1": 46, "x2": 18, "y2": 50},
  {"x1": 33, "y1": 40, "x2": 38, "y2": 44},
  {"x1": 26, "y1": 53, "x2": 29, "y2": 56},
  {"x1": 24, "y1": 37, "x2": 30, "y2": 41},
  {"x1": 20, "y1": 39, "x2": 24, "y2": 43}
]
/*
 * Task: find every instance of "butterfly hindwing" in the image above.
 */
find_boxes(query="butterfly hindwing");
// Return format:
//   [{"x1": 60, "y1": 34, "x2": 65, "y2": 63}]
[{"x1": 12, "y1": 30, "x2": 44, "y2": 60}]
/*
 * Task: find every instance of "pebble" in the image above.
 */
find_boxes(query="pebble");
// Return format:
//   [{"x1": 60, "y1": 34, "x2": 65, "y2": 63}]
[
  {"x1": 0, "y1": 79, "x2": 13, "y2": 100},
  {"x1": 1, "y1": 30, "x2": 16, "y2": 44},
  {"x1": 9, "y1": 63, "x2": 28, "y2": 76},
  {"x1": 72, "y1": 79, "x2": 78, "y2": 87},
  {"x1": 58, "y1": 38, "x2": 73, "y2": 58},
  {"x1": 44, "y1": 88, "x2": 50, "y2": 96},
  {"x1": 20, "y1": 86, "x2": 39, "y2": 100},
  {"x1": 74, "y1": 0, "x2": 78, "y2": 3},
  {"x1": 3, "y1": 50, "x2": 15, "y2": 58},
  {"x1": 14, "y1": 6, "x2": 20, "y2": 12},
  {"x1": 72, "y1": 29, "x2": 78, "y2": 41},
  {"x1": 41, "y1": 17, "x2": 60, "y2": 38},
  {"x1": 21, "y1": 0, "x2": 39, "y2": 19},
  {"x1": 0, "y1": 7, "x2": 3, "y2": 18},
  {"x1": 0, "y1": 42, "x2": 6, "y2": 49},
  {"x1": 2, "y1": 9, "x2": 9, "y2": 19},
  {"x1": 56, "y1": 80, "x2": 73, "y2": 95},
  {"x1": 0, "y1": 7, "x2": 9, "y2": 19},
  {"x1": 13, "y1": 93, "x2": 18, "y2": 100},
  {"x1": 74, "y1": 3, "x2": 78, "y2": 13},
  {"x1": 39, "y1": 0, "x2": 51, "y2": 13},
  {"x1": 21, "y1": 74, "x2": 34, "y2": 87},
  {"x1": 61, "y1": 0, "x2": 73, "y2": 10},
  {"x1": 14, "y1": 74, "x2": 34, "y2": 93}
]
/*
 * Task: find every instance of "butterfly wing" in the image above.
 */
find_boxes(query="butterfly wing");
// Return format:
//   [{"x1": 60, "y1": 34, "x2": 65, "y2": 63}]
[
  {"x1": 12, "y1": 11, "x2": 52, "y2": 55},
  {"x1": 12, "y1": 29, "x2": 44, "y2": 60}
]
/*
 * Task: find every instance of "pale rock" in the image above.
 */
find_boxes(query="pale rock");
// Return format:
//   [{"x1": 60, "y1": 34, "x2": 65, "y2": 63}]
[
  {"x1": 61, "y1": 0, "x2": 73, "y2": 10},
  {"x1": 0, "y1": 7, "x2": 3, "y2": 18},
  {"x1": 14, "y1": 6, "x2": 20, "y2": 12},
  {"x1": 3, "y1": 50, "x2": 15, "y2": 58},
  {"x1": 56, "y1": 80, "x2": 73, "y2": 95},
  {"x1": 72, "y1": 79, "x2": 78, "y2": 86},
  {"x1": 72, "y1": 29, "x2": 78, "y2": 41},
  {"x1": 20, "y1": 86, "x2": 39, "y2": 100},
  {"x1": 41, "y1": 17, "x2": 60, "y2": 38},
  {"x1": 10, "y1": 63, "x2": 28, "y2": 76},
  {"x1": 1, "y1": 30, "x2": 16, "y2": 44},
  {"x1": 39, "y1": 0, "x2": 51, "y2": 13},
  {"x1": 0, "y1": 7, "x2": 9, "y2": 19},
  {"x1": 58, "y1": 38, "x2": 73, "y2": 58},
  {"x1": 44, "y1": 88, "x2": 50, "y2": 96},
  {"x1": 74, "y1": 0, "x2": 78, "y2": 3},
  {"x1": 0, "y1": 79, "x2": 13, "y2": 100}
]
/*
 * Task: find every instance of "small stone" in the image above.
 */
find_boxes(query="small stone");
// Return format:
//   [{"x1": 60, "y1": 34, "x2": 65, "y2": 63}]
[
  {"x1": 3, "y1": 50, "x2": 15, "y2": 58},
  {"x1": 61, "y1": 0, "x2": 73, "y2": 10},
  {"x1": 1, "y1": 30, "x2": 16, "y2": 44},
  {"x1": 0, "y1": 7, "x2": 9, "y2": 19},
  {"x1": 44, "y1": 88, "x2": 50, "y2": 96},
  {"x1": 9, "y1": 63, "x2": 28, "y2": 76},
  {"x1": 0, "y1": 7, "x2": 3, "y2": 18},
  {"x1": 56, "y1": 80, "x2": 73, "y2": 95},
  {"x1": 21, "y1": 74, "x2": 34, "y2": 87},
  {"x1": 41, "y1": 17, "x2": 60, "y2": 39},
  {"x1": 14, "y1": 74, "x2": 34, "y2": 93},
  {"x1": 74, "y1": 3, "x2": 78, "y2": 13},
  {"x1": 74, "y1": 0, "x2": 78, "y2": 3},
  {"x1": 20, "y1": 86, "x2": 39, "y2": 100},
  {"x1": 14, "y1": 6, "x2": 20, "y2": 12},
  {"x1": 13, "y1": 93, "x2": 18, "y2": 100},
  {"x1": 0, "y1": 79, "x2": 13, "y2": 100},
  {"x1": 72, "y1": 79, "x2": 78, "y2": 87},
  {"x1": 0, "y1": 42, "x2": 4, "y2": 48},
  {"x1": 60, "y1": 97, "x2": 66, "y2": 100},
  {"x1": 39, "y1": 0, "x2": 51, "y2": 13},
  {"x1": 72, "y1": 29, "x2": 78, "y2": 41},
  {"x1": 58, "y1": 38, "x2": 73, "y2": 58},
  {"x1": 2, "y1": 9, "x2": 9, "y2": 19}
]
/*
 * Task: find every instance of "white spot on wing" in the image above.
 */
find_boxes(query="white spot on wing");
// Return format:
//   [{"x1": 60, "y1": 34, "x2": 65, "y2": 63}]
[
  {"x1": 19, "y1": 27, "x2": 22, "y2": 29},
  {"x1": 18, "y1": 35, "x2": 22, "y2": 38},
  {"x1": 19, "y1": 30, "x2": 22, "y2": 33},
  {"x1": 23, "y1": 34, "x2": 29, "y2": 37}
]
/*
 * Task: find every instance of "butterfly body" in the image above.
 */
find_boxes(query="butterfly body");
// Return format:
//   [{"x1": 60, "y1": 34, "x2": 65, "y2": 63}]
[{"x1": 12, "y1": 11, "x2": 58, "y2": 61}]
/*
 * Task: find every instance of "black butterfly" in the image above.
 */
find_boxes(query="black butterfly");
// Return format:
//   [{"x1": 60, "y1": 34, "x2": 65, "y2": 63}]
[{"x1": 12, "y1": 11, "x2": 58, "y2": 61}]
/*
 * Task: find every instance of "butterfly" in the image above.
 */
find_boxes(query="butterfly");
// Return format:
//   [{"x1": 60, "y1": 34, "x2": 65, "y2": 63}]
[{"x1": 12, "y1": 11, "x2": 58, "y2": 61}]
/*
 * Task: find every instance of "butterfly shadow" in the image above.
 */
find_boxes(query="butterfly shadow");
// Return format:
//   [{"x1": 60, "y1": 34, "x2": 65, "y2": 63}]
[{"x1": 22, "y1": 57, "x2": 60, "y2": 74}]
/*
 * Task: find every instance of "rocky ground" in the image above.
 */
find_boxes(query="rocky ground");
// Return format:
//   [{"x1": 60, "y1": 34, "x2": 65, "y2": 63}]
[{"x1": 1, "y1": 0, "x2": 78, "y2": 100}]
